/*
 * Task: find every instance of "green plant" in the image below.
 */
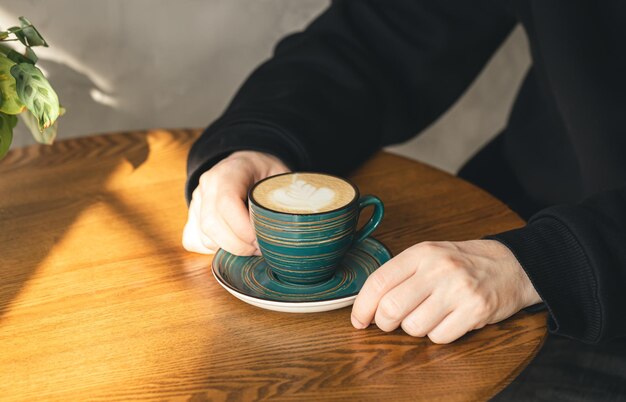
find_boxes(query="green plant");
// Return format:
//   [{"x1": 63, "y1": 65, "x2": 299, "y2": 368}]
[{"x1": 0, "y1": 17, "x2": 64, "y2": 159}]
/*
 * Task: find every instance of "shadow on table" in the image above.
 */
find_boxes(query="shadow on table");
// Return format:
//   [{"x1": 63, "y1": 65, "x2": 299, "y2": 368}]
[{"x1": 0, "y1": 128, "x2": 154, "y2": 320}]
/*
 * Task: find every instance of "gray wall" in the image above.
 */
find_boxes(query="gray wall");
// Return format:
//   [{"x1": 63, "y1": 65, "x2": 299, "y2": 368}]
[{"x1": 1, "y1": 1, "x2": 529, "y2": 173}]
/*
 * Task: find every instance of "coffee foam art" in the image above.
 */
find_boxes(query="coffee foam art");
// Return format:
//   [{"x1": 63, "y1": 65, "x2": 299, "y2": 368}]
[
  {"x1": 252, "y1": 173, "x2": 356, "y2": 214},
  {"x1": 270, "y1": 176, "x2": 335, "y2": 212}
]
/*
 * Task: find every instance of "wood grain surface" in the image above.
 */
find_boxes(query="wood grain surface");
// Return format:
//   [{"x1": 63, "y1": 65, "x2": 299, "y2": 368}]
[{"x1": 0, "y1": 129, "x2": 546, "y2": 401}]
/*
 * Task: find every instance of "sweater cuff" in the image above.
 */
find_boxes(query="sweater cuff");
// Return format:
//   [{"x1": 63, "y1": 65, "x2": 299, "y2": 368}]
[
  {"x1": 487, "y1": 216, "x2": 601, "y2": 343},
  {"x1": 186, "y1": 122, "x2": 309, "y2": 204}
]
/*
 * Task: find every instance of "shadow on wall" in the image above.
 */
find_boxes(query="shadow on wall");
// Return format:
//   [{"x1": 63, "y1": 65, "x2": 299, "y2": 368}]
[
  {"x1": 3, "y1": 1, "x2": 529, "y2": 172},
  {"x1": 12, "y1": 58, "x2": 129, "y2": 147},
  {"x1": 2, "y1": 0, "x2": 330, "y2": 148}
]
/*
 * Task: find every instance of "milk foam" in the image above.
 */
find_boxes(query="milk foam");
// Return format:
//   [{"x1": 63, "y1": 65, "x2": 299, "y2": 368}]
[{"x1": 269, "y1": 175, "x2": 336, "y2": 212}]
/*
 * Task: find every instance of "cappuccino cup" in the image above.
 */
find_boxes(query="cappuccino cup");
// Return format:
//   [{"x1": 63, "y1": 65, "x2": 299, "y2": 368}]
[{"x1": 249, "y1": 172, "x2": 384, "y2": 285}]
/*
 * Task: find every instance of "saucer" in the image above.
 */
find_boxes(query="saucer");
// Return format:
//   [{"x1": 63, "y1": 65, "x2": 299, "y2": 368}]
[{"x1": 211, "y1": 237, "x2": 392, "y2": 313}]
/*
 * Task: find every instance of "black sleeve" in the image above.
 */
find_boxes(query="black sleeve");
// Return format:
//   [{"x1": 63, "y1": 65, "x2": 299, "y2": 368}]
[
  {"x1": 186, "y1": 0, "x2": 516, "y2": 201},
  {"x1": 489, "y1": 184, "x2": 626, "y2": 343}
]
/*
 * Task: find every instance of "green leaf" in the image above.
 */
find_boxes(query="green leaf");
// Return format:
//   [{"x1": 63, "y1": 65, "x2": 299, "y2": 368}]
[
  {"x1": 0, "y1": 54, "x2": 25, "y2": 114},
  {"x1": 19, "y1": 17, "x2": 48, "y2": 47},
  {"x1": 0, "y1": 32, "x2": 8, "y2": 40},
  {"x1": 0, "y1": 112, "x2": 17, "y2": 159},
  {"x1": 0, "y1": 45, "x2": 9, "y2": 57},
  {"x1": 20, "y1": 109, "x2": 57, "y2": 145},
  {"x1": 10, "y1": 62, "x2": 59, "y2": 130},
  {"x1": 0, "y1": 44, "x2": 32, "y2": 64},
  {"x1": 8, "y1": 50, "x2": 32, "y2": 65},
  {"x1": 7, "y1": 27, "x2": 26, "y2": 46},
  {"x1": 24, "y1": 47, "x2": 38, "y2": 64}
]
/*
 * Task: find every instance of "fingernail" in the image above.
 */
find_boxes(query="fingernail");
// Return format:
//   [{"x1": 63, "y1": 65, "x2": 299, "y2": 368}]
[{"x1": 351, "y1": 314, "x2": 367, "y2": 329}]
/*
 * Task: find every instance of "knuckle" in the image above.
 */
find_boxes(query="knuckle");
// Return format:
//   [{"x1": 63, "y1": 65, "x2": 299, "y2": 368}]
[
  {"x1": 415, "y1": 241, "x2": 439, "y2": 253},
  {"x1": 223, "y1": 154, "x2": 247, "y2": 166},
  {"x1": 439, "y1": 255, "x2": 465, "y2": 273},
  {"x1": 378, "y1": 297, "x2": 403, "y2": 322},
  {"x1": 439, "y1": 241, "x2": 457, "y2": 250},
  {"x1": 198, "y1": 171, "x2": 214, "y2": 186},
  {"x1": 454, "y1": 276, "x2": 478, "y2": 293},
  {"x1": 220, "y1": 155, "x2": 254, "y2": 175},
  {"x1": 368, "y1": 272, "x2": 390, "y2": 294}
]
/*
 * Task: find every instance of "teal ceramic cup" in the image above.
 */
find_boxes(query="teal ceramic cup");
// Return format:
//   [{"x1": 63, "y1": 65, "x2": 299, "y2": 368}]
[{"x1": 249, "y1": 172, "x2": 384, "y2": 285}]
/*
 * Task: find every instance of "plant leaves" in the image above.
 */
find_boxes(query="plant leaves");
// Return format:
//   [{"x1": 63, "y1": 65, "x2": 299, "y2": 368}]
[
  {"x1": 0, "y1": 54, "x2": 25, "y2": 114},
  {"x1": 10, "y1": 62, "x2": 59, "y2": 130},
  {"x1": 8, "y1": 50, "x2": 32, "y2": 65},
  {"x1": 20, "y1": 109, "x2": 57, "y2": 145},
  {"x1": 19, "y1": 17, "x2": 48, "y2": 47},
  {"x1": 0, "y1": 45, "x2": 12, "y2": 57},
  {"x1": 0, "y1": 44, "x2": 32, "y2": 64},
  {"x1": 0, "y1": 32, "x2": 8, "y2": 40},
  {"x1": 0, "y1": 112, "x2": 17, "y2": 159},
  {"x1": 7, "y1": 27, "x2": 27, "y2": 46},
  {"x1": 24, "y1": 47, "x2": 38, "y2": 64}
]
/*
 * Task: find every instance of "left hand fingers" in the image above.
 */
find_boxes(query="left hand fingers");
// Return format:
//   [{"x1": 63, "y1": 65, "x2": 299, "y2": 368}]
[
  {"x1": 351, "y1": 255, "x2": 416, "y2": 329},
  {"x1": 373, "y1": 273, "x2": 432, "y2": 332},
  {"x1": 426, "y1": 306, "x2": 480, "y2": 344},
  {"x1": 399, "y1": 293, "x2": 453, "y2": 338},
  {"x1": 352, "y1": 239, "x2": 533, "y2": 343}
]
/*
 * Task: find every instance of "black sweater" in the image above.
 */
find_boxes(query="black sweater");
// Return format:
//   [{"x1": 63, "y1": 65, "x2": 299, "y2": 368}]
[{"x1": 186, "y1": 0, "x2": 626, "y2": 344}]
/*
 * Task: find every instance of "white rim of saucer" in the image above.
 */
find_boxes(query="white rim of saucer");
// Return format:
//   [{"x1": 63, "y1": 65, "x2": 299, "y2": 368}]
[{"x1": 211, "y1": 267, "x2": 357, "y2": 313}]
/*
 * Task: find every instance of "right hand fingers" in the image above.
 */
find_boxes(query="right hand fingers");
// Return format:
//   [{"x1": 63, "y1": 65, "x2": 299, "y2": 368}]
[
  {"x1": 182, "y1": 195, "x2": 218, "y2": 254},
  {"x1": 195, "y1": 166, "x2": 259, "y2": 256},
  {"x1": 199, "y1": 192, "x2": 258, "y2": 256},
  {"x1": 182, "y1": 151, "x2": 289, "y2": 256}
]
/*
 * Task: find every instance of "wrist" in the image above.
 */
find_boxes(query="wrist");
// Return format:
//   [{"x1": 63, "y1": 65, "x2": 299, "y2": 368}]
[
  {"x1": 228, "y1": 150, "x2": 290, "y2": 180},
  {"x1": 520, "y1": 268, "x2": 542, "y2": 308},
  {"x1": 486, "y1": 239, "x2": 542, "y2": 308}
]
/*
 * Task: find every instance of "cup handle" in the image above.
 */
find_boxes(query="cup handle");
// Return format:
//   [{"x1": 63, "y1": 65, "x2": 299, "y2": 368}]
[{"x1": 354, "y1": 195, "x2": 384, "y2": 245}]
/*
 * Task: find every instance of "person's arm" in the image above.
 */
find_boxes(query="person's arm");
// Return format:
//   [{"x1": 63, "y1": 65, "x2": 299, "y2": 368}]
[
  {"x1": 489, "y1": 184, "x2": 626, "y2": 343},
  {"x1": 349, "y1": 184, "x2": 626, "y2": 344},
  {"x1": 187, "y1": 0, "x2": 516, "y2": 201}
]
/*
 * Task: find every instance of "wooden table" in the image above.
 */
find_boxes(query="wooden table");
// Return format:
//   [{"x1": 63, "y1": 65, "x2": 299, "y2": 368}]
[{"x1": 0, "y1": 129, "x2": 546, "y2": 401}]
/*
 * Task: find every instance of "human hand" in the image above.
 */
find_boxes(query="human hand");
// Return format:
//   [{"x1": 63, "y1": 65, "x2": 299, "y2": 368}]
[
  {"x1": 351, "y1": 240, "x2": 541, "y2": 344},
  {"x1": 182, "y1": 150, "x2": 290, "y2": 255}
]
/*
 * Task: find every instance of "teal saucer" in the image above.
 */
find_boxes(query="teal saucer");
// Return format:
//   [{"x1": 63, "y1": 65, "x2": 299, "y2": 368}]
[{"x1": 211, "y1": 237, "x2": 392, "y2": 313}]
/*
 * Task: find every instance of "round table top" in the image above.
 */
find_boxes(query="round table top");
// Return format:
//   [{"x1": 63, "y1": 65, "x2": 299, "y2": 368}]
[{"x1": 0, "y1": 129, "x2": 546, "y2": 401}]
